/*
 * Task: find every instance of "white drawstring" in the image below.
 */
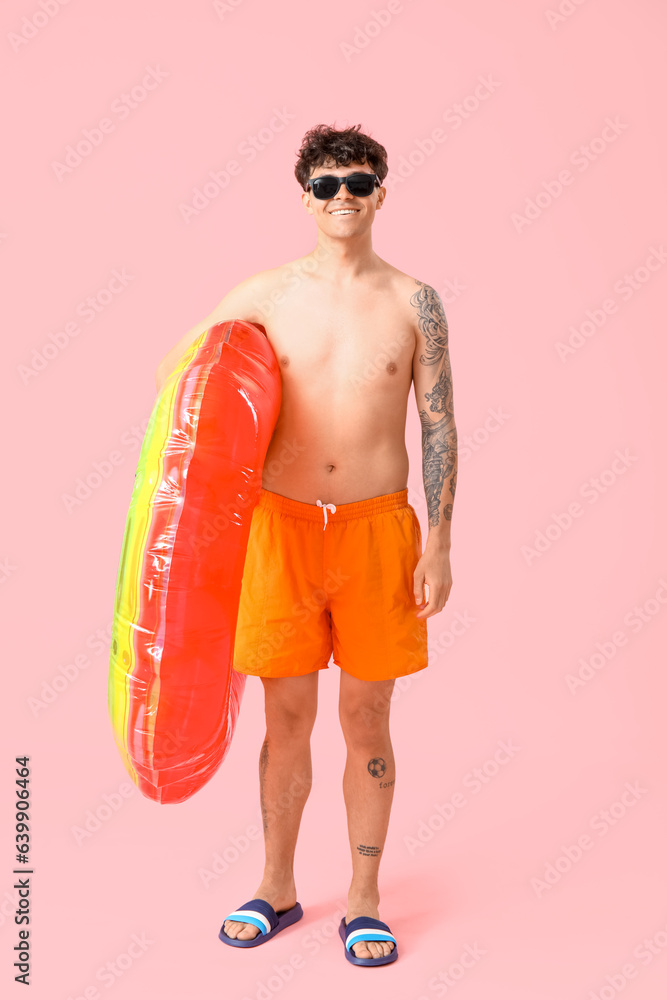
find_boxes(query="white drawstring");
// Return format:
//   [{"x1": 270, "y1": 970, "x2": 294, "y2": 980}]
[{"x1": 316, "y1": 499, "x2": 337, "y2": 530}]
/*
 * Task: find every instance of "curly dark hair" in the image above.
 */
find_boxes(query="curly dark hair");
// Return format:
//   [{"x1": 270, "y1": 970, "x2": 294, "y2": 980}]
[{"x1": 294, "y1": 123, "x2": 388, "y2": 190}]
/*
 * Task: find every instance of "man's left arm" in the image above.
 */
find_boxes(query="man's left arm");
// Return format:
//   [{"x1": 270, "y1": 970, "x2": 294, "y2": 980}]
[{"x1": 410, "y1": 279, "x2": 457, "y2": 618}]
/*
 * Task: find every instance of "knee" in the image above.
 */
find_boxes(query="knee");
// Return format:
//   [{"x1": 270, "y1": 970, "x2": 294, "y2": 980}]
[
  {"x1": 262, "y1": 675, "x2": 318, "y2": 740},
  {"x1": 339, "y1": 694, "x2": 392, "y2": 747},
  {"x1": 265, "y1": 698, "x2": 317, "y2": 741}
]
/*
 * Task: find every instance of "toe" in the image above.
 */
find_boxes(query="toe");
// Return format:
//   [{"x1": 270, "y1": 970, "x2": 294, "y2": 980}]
[
  {"x1": 223, "y1": 919, "x2": 260, "y2": 941},
  {"x1": 351, "y1": 941, "x2": 371, "y2": 959},
  {"x1": 351, "y1": 938, "x2": 395, "y2": 960},
  {"x1": 237, "y1": 922, "x2": 260, "y2": 940}
]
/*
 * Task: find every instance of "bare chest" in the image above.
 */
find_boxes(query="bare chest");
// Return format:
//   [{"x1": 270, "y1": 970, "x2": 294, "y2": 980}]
[{"x1": 262, "y1": 294, "x2": 416, "y2": 398}]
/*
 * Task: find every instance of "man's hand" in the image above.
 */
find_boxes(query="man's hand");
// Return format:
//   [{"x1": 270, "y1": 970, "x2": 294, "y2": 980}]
[{"x1": 413, "y1": 541, "x2": 452, "y2": 619}]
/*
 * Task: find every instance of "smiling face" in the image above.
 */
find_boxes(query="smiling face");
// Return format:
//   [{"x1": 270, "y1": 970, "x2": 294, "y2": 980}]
[{"x1": 301, "y1": 158, "x2": 385, "y2": 236}]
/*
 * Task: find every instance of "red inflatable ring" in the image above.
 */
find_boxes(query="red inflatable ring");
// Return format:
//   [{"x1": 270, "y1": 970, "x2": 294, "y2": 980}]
[{"x1": 108, "y1": 320, "x2": 281, "y2": 804}]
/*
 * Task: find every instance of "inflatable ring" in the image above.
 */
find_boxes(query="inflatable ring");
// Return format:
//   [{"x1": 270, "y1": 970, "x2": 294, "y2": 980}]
[{"x1": 107, "y1": 319, "x2": 281, "y2": 804}]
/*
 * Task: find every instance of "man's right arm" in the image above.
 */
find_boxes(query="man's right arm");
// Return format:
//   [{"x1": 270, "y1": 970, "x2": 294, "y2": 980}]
[{"x1": 154, "y1": 272, "x2": 269, "y2": 393}]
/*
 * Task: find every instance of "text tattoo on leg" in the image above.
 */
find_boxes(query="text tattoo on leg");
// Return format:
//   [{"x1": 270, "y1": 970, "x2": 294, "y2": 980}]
[
  {"x1": 356, "y1": 844, "x2": 382, "y2": 856},
  {"x1": 411, "y1": 280, "x2": 457, "y2": 526}
]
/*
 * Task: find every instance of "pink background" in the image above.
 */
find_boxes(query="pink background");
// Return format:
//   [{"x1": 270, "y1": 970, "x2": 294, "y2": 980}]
[{"x1": 2, "y1": 0, "x2": 666, "y2": 997}]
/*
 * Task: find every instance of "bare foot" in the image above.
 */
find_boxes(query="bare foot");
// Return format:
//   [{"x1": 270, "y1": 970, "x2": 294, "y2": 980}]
[
  {"x1": 222, "y1": 878, "x2": 297, "y2": 942},
  {"x1": 345, "y1": 891, "x2": 395, "y2": 960}
]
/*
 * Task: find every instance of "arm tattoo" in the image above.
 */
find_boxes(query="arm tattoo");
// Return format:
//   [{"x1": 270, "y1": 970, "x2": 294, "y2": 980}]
[
  {"x1": 421, "y1": 419, "x2": 457, "y2": 525},
  {"x1": 411, "y1": 280, "x2": 457, "y2": 526},
  {"x1": 411, "y1": 280, "x2": 450, "y2": 368}
]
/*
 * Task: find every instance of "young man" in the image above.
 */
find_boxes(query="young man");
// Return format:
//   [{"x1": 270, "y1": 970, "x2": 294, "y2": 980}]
[{"x1": 155, "y1": 124, "x2": 457, "y2": 966}]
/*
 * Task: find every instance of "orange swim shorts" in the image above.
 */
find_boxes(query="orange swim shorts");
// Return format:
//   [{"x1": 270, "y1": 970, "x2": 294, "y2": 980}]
[{"x1": 232, "y1": 487, "x2": 428, "y2": 682}]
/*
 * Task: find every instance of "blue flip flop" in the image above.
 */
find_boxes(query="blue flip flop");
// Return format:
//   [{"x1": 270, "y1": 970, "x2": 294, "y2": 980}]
[
  {"x1": 339, "y1": 916, "x2": 398, "y2": 966},
  {"x1": 219, "y1": 898, "x2": 303, "y2": 948}
]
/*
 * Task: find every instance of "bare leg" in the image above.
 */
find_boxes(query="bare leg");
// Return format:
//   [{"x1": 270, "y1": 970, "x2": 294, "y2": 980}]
[
  {"x1": 338, "y1": 670, "x2": 397, "y2": 960},
  {"x1": 223, "y1": 672, "x2": 318, "y2": 940}
]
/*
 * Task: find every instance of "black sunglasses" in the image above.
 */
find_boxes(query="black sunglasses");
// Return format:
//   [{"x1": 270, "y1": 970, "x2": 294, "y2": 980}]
[{"x1": 306, "y1": 172, "x2": 381, "y2": 200}]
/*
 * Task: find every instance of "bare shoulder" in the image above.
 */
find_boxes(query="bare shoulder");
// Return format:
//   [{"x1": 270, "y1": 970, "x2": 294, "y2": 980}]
[
  {"x1": 207, "y1": 267, "x2": 281, "y2": 324},
  {"x1": 406, "y1": 275, "x2": 449, "y2": 339},
  {"x1": 215, "y1": 260, "x2": 315, "y2": 319},
  {"x1": 382, "y1": 265, "x2": 448, "y2": 336},
  {"x1": 392, "y1": 272, "x2": 450, "y2": 371},
  {"x1": 154, "y1": 268, "x2": 279, "y2": 386}
]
